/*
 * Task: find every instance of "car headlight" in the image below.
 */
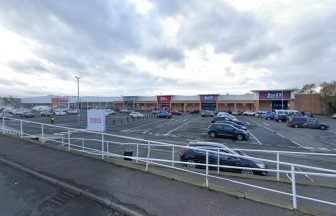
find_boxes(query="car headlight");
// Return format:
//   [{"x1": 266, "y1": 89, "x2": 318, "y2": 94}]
[{"x1": 256, "y1": 163, "x2": 265, "y2": 168}]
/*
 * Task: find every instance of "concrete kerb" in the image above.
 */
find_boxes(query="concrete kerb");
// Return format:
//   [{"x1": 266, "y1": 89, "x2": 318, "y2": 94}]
[
  {"x1": 0, "y1": 151, "x2": 142, "y2": 216},
  {"x1": 0, "y1": 134, "x2": 333, "y2": 216}
]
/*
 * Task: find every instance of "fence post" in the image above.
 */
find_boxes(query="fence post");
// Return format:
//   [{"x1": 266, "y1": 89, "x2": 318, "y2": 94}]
[
  {"x1": 20, "y1": 120, "x2": 23, "y2": 138},
  {"x1": 61, "y1": 138, "x2": 64, "y2": 148},
  {"x1": 206, "y1": 151, "x2": 209, "y2": 187},
  {"x1": 172, "y1": 145, "x2": 175, "y2": 167},
  {"x1": 146, "y1": 141, "x2": 151, "y2": 171},
  {"x1": 291, "y1": 165, "x2": 297, "y2": 209},
  {"x1": 82, "y1": 139, "x2": 84, "y2": 151},
  {"x1": 136, "y1": 143, "x2": 139, "y2": 164},
  {"x1": 217, "y1": 149, "x2": 220, "y2": 174},
  {"x1": 106, "y1": 141, "x2": 109, "y2": 158},
  {"x1": 276, "y1": 152, "x2": 280, "y2": 181},
  {"x1": 67, "y1": 128, "x2": 70, "y2": 151},
  {"x1": 2, "y1": 117, "x2": 4, "y2": 128},
  {"x1": 101, "y1": 134, "x2": 105, "y2": 160},
  {"x1": 41, "y1": 124, "x2": 44, "y2": 143}
]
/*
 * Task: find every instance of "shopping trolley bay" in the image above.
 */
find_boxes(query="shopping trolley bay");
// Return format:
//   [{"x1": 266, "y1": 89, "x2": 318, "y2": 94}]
[{"x1": 1, "y1": 112, "x2": 336, "y2": 215}]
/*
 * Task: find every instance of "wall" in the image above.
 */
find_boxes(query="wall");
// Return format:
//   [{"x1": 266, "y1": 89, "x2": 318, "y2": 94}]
[{"x1": 294, "y1": 94, "x2": 321, "y2": 114}]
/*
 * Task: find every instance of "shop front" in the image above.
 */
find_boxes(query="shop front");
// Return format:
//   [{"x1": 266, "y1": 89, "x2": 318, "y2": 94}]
[
  {"x1": 157, "y1": 95, "x2": 172, "y2": 110},
  {"x1": 123, "y1": 96, "x2": 138, "y2": 109},
  {"x1": 52, "y1": 97, "x2": 69, "y2": 109},
  {"x1": 200, "y1": 95, "x2": 218, "y2": 111},
  {"x1": 258, "y1": 91, "x2": 292, "y2": 111}
]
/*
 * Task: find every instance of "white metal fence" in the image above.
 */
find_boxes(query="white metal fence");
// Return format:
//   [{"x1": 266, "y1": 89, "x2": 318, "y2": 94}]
[{"x1": 1, "y1": 117, "x2": 336, "y2": 210}]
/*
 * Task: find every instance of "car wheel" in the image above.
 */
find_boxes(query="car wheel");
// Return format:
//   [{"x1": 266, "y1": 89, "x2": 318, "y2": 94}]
[
  {"x1": 186, "y1": 160, "x2": 195, "y2": 169},
  {"x1": 209, "y1": 132, "x2": 216, "y2": 138},
  {"x1": 320, "y1": 125, "x2": 326, "y2": 130},
  {"x1": 267, "y1": 117, "x2": 270, "y2": 120},
  {"x1": 241, "y1": 169, "x2": 254, "y2": 175},
  {"x1": 236, "y1": 134, "x2": 244, "y2": 140},
  {"x1": 294, "y1": 124, "x2": 299, "y2": 128}
]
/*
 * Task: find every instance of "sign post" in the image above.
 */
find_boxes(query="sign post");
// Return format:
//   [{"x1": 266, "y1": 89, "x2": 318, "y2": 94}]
[{"x1": 87, "y1": 109, "x2": 106, "y2": 132}]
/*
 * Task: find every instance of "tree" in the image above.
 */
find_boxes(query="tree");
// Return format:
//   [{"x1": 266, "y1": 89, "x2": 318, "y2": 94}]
[
  {"x1": 320, "y1": 81, "x2": 336, "y2": 113},
  {"x1": 299, "y1": 83, "x2": 316, "y2": 93}
]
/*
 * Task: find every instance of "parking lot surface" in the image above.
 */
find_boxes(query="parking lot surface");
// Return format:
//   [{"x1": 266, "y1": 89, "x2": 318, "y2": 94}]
[{"x1": 0, "y1": 162, "x2": 122, "y2": 216}]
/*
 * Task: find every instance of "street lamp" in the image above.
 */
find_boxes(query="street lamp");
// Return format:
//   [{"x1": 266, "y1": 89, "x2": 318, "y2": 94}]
[{"x1": 74, "y1": 75, "x2": 80, "y2": 127}]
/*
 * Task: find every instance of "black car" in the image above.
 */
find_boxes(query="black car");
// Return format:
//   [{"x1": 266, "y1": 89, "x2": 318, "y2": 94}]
[
  {"x1": 179, "y1": 142, "x2": 267, "y2": 175},
  {"x1": 287, "y1": 117, "x2": 329, "y2": 130},
  {"x1": 211, "y1": 116, "x2": 244, "y2": 126},
  {"x1": 208, "y1": 123, "x2": 249, "y2": 140},
  {"x1": 20, "y1": 112, "x2": 34, "y2": 118},
  {"x1": 190, "y1": 110, "x2": 200, "y2": 114}
]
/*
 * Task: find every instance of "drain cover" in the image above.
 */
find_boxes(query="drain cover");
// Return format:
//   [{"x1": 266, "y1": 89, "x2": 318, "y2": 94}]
[{"x1": 45, "y1": 190, "x2": 75, "y2": 207}]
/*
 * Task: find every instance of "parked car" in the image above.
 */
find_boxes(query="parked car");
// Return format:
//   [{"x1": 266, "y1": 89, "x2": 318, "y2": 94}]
[
  {"x1": 152, "y1": 109, "x2": 161, "y2": 114},
  {"x1": 171, "y1": 111, "x2": 182, "y2": 115},
  {"x1": 207, "y1": 123, "x2": 249, "y2": 140},
  {"x1": 189, "y1": 110, "x2": 200, "y2": 114},
  {"x1": 179, "y1": 142, "x2": 267, "y2": 175},
  {"x1": 243, "y1": 110, "x2": 255, "y2": 116},
  {"x1": 130, "y1": 112, "x2": 144, "y2": 118},
  {"x1": 40, "y1": 110, "x2": 52, "y2": 117},
  {"x1": 201, "y1": 110, "x2": 215, "y2": 117},
  {"x1": 120, "y1": 109, "x2": 132, "y2": 113},
  {"x1": 255, "y1": 111, "x2": 267, "y2": 118},
  {"x1": 263, "y1": 112, "x2": 275, "y2": 120},
  {"x1": 301, "y1": 112, "x2": 314, "y2": 117},
  {"x1": 213, "y1": 121, "x2": 247, "y2": 131},
  {"x1": 54, "y1": 110, "x2": 66, "y2": 116},
  {"x1": 20, "y1": 112, "x2": 34, "y2": 118},
  {"x1": 104, "y1": 109, "x2": 115, "y2": 116},
  {"x1": 332, "y1": 113, "x2": 336, "y2": 119},
  {"x1": 211, "y1": 116, "x2": 244, "y2": 126},
  {"x1": 156, "y1": 112, "x2": 173, "y2": 119},
  {"x1": 67, "y1": 109, "x2": 80, "y2": 115},
  {"x1": 287, "y1": 117, "x2": 329, "y2": 130}
]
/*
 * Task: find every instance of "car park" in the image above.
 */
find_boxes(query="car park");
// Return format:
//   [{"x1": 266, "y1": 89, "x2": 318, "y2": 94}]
[
  {"x1": 171, "y1": 111, "x2": 182, "y2": 115},
  {"x1": 40, "y1": 110, "x2": 52, "y2": 117},
  {"x1": 211, "y1": 116, "x2": 244, "y2": 126},
  {"x1": 201, "y1": 110, "x2": 215, "y2": 117},
  {"x1": 130, "y1": 111, "x2": 144, "y2": 118},
  {"x1": 287, "y1": 116, "x2": 329, "y2": 130},
  {"x1": 156, "y1": 111, "x2": 173, "y2": 119},
  {"x1": 207, "y1": 123, "x2": 249, "y2": 140},
  {"x1": 179, "y1": 142, "x2": 267, "y2": 175}
]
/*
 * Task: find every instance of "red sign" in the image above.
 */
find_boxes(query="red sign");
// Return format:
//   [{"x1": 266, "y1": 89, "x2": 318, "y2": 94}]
[
  {"x1": 157, "y1": 96, "x2": 172, "y2": 104},
  {"x1": 259, "y1": 91, "x2": 291, "y2": 100}
]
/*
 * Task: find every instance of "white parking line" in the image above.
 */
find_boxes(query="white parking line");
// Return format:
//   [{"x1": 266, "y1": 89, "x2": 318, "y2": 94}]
[
  {"x1": 248, "y1": 131, "x2": 262, "y2": 145},
  {"x1": 263, "y1": 127, "x2": 274, "y2": 133},
  {"x1": 263, "y1": 122, "x2": 270, "y2": 126},
  {"x1": 245, "y1": 122, "x2": 250, "y2": 125},
  {"x1": 317, "y1": 147, "x2": 331, "y2": 151},
  {"x1": 276, "y1": 132, "x2": 286, "y2": 139},
  {"x1": 296, "y1": 167, "x2": 314, "y2": 182},
  {"x1": 163, "y1": 121, "x2": 191, "y2": 135},
  {"x1": 125, "y1": 120, "x2": 165, "y2": 131},
  {"x1": 245, "y1": 117, "x2": 261, "y2": 126},
  {"x1": 289, "y1": 140, "x2": 307, "y2": 149}
]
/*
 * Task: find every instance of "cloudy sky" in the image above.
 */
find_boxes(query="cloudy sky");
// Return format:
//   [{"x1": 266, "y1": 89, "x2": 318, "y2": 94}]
[{"x1": 0, "y1": 0, "x2": 335, "y2": 97}]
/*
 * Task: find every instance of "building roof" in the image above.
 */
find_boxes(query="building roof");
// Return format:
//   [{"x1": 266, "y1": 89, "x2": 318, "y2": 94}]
[{"x1": 251, "y1": 89, "x2": 298, "y2": 92}]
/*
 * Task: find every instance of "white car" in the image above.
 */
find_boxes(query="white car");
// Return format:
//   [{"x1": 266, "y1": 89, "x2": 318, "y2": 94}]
[
  {"x1": 54, "y1": 110, "x2": 67, "y2": 116},
  {"x1": 255, "y1": 111, "x2": 267, "y2": 117},
  {"x1": 243, "y1": 110, "x2": 255, "y2": 116},
  {"x1": 332, "y1": 113, "x2": 336, "y2": 119},
  {"x1": 130, "y1": 112, "x2": 144, "y2": 118},
  {"x1": 104, "y1": 109, "x2": 115, "y2": 116}
]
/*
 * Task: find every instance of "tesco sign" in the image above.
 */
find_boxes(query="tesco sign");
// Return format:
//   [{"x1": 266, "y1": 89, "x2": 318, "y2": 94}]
[{"x1": 87, "y1": 109, "x2": 106, "y2": 132}]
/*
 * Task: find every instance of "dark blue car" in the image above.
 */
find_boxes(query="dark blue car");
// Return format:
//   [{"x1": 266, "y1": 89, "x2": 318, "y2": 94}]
[
  {"x1": 156, "y1": 112, "x2": 173, "y2": 119},
  {"x1": 263, "y1": 112, "x2": 275, "y2": 120},
  {"x1": 214, "y1": 121, "x2": 248, "y2": 131}
]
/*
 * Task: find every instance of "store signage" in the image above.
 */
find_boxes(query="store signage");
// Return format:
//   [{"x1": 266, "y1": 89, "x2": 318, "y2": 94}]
[
  {"x1": 157, "y1": 96, "x2": 172, "y2": 103},
  {"x1": 123, "y1": 96, "x2": 137, "y2": 102},
  {"x1": 87, "y1": 109, "x2": 106, "y2": 132},
  {"x1": 200, "y1": 95, "x2": 218, "y2": 101},
  {"x1": 259, "y1": 91, "x2": 291, "y2": 100}
]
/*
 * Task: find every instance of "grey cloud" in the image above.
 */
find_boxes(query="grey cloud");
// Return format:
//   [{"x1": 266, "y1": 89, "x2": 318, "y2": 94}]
[
  {"x1": 232, "y1": 43, "x2": 282, "y2": 63},
  {"x1": 6, "y1": 59, "x2": 49, "y2": 73}
]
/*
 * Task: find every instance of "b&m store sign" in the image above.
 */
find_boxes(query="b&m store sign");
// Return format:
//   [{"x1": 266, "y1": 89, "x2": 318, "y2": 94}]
[{"x1": 259, "y1": 91, "x2": 291, "y2": 100}]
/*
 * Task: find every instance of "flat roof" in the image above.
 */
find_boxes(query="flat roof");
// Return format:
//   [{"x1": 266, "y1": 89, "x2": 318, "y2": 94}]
[{"x1": 251, "y1": 89, "x2": 298, "y2": 92}]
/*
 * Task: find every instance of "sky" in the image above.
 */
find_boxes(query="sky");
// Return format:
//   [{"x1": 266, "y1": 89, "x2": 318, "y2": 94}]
[{"x1": 0, "y1": 0, "x2": 335, "y2": 97}]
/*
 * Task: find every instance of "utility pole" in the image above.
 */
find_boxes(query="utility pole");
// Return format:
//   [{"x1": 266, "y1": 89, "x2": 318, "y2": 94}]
[
  {"x1": 281, "y1": 90, "x2": 284, "y2": 110},
  {"x1": 74, "y1": 76, "x2": 80, "y2": 127}
]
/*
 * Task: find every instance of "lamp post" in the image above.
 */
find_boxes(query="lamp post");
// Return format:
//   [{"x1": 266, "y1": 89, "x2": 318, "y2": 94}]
[
  {"x1": 74, "y1": 75, "x2": 80, "y2": 127},
  {"x1": 281, "y1": 90, "x2": 284, "y2": 110}
]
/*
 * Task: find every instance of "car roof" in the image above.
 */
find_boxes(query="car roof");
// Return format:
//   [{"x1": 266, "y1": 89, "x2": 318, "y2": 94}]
[{"x1": 188, "y1": 141, "x2": 229, "y2": 149}]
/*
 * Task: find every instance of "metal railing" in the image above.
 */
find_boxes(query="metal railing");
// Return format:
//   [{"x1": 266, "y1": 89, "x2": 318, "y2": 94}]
[{"x1": 1, "y1": 117, "x2": 336, "y2": 210}]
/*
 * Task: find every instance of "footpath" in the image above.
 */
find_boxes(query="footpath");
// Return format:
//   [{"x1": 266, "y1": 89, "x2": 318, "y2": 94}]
[{"x1": 0, "y1": 135, "x2": 304, "y2": 216}]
